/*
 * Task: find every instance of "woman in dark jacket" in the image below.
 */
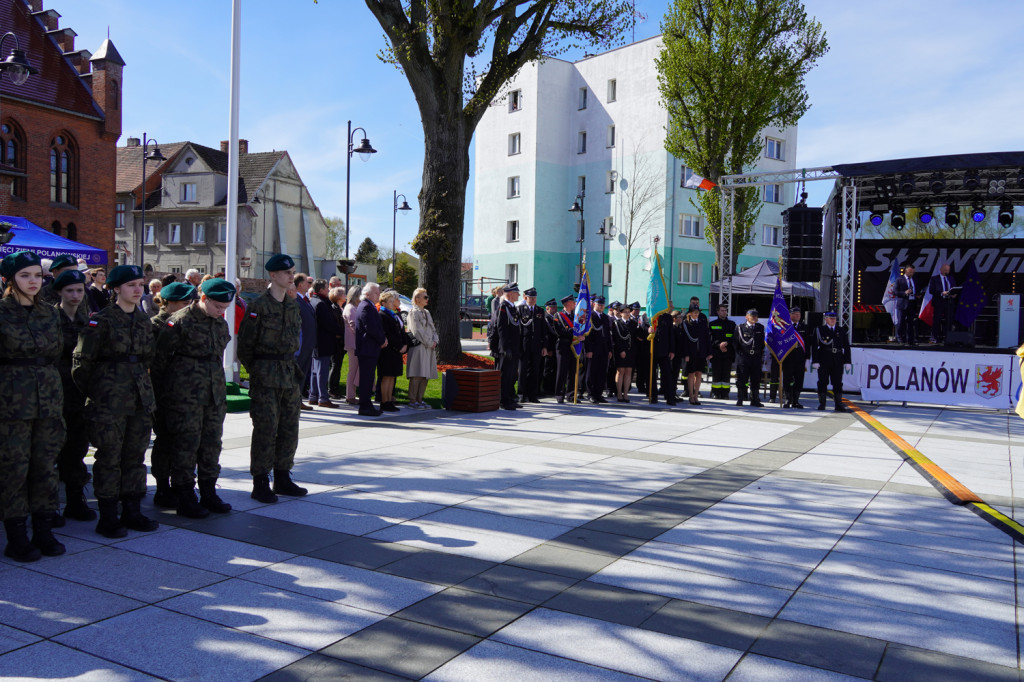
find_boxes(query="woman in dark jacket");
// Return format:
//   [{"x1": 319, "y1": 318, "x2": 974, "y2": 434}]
[
  {"x1": 377, "y1": 290, "x2": 409, "y2": 412},
  {"x1": 611, "y1": 303, "x2": 634, "y2": 402},
  {"x1": 308, "y1": 279, "x2": 343, "y2": 408},
  {"x1": 328, "y1": 287, "x2": 347, "y2": 399},
  {"x1": 680, "y1": 303, "x2": 711, "y2": 405}
]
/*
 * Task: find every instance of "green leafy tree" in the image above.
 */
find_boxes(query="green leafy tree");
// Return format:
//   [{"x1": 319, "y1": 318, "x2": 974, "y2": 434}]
[
  {"x1": 376, "y1": 245, "x2": 395, "y2": 282},
  {"x1": 364, "y1": 0, "x2": 634, "y2": 362},
  {"x1": 354, "y1": 237, "x2": 379, "y2": 264},
  {"x1": 656, "y1": 0, "x2": 828, "y2": 274},
  {"x1": 323, "y1": 216, "x2": 346, "y2": 260},
  {"x1": 394, "y1": 258, "x2": 419, "y2": 297}
]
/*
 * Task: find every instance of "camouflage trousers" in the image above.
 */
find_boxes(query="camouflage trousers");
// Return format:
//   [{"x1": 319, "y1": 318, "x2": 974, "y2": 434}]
[
  {"x1": 0, "y1": 417, "x2": 63, "y2": 521},
  {"x1": 149, "y1": 408, "x2": 172, "y2": 482},
  {"x1": 90, "y1": 410, "x2": 152, "y2": 500},
  {"x1": 249, "y1": 383, "x2": 300, "y2": 477},
  {"x1": 58, "y1": 407, "x2": 90, "y2": 488},
  {"x1": 166, "y1": 402, "x2": 226, "y2": 486}
]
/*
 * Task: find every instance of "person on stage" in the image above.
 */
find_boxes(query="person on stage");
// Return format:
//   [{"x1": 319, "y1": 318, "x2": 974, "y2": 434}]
[
  {"x1": 894, "y1": 262, "x2": 920, "y2": 346},
  {"x1": 782, "y1": 306, "x2": 809, "y2": 408},
  {"x1": 928, "y1": 263, "x2": 957, "y2": 344},
  {"x1": 811, "y1": 311, "x2": 851, "y2": 412}
]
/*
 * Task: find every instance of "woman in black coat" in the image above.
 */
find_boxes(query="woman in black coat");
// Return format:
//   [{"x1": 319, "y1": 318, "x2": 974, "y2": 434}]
[
  {"x1": 680, "y1": 303, "x2": 710, "y2": 405},
  {"x1": 377, "y1": 290, "x2": 409, "y2": 412},
  {"x1": 611, "y1": 304, "x2": 634, "y2": 402}
]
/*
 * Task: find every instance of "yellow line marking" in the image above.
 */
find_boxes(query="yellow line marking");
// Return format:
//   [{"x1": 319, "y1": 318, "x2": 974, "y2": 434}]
[{"x1": 969, "y1": 503, "x2": 1024, "y2": 540}]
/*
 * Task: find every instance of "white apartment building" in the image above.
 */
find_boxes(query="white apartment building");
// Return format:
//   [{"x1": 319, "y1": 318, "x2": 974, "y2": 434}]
[{"x1": 472, "y1": 35, "x2": 797, "y2": 306}]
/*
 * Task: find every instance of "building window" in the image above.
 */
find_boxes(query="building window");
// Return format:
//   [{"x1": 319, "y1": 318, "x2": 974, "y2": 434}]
[
  {"x1": 49, "y1": 133, "x2": 77, "y2": 205},
  {"x1": 678, "y1": 261, "x2": 702, "y2": 285},
  {"x1": 603, "y1": 262, "x2": 613, "y2": 286},
  {"x1": 66, "y1": 223, "x2": 77, "y2": 241},
  {"x1": 115, "y1": 202, "x2": 126, "y2": 229},
  {"x1": 577, "y1": 176, "x2": 586, "y2": 195},
  {"x1": 195, "y1": 265, "x2": 206, "y2": 275},
  {"x1": 763, "y1": 224, "x2": 781, "y2": 246},
  {"x1": 170, "y1": 265, "x2": 182, "y2": 274},
  {"x1": 506, "y1": 220, "x2": 520, "y2": 242},
  {"x1": 578, "y1": 131, "x2": 587, "y2": 154},
  {"x1": 765, "y1": 137, "x2": 784, "y2": 160},
  {"x1": 51, "y1": 221, "x2": 61, "y2": 237},
  {"x1": 607, "y1": 79, "x2": 617, "y2": 102},
  {"x1": 181, "y1": 183, "x2": 197, "y2": 202},
  {"x1": 217, "y1": 222, "x2": 227, "y2": 243},
  {"x1": 606, "y1": 171, "x2": 617, "y2": 193},
  {"x1": 507, "y1": 176, "x2": 521, "y2": 198},
  {"x1": 192, "y1": 222, "x2": 206, "y2": 244},
  {"x1": 679, "y1": 214, "x2": 701, "y2": 238},
  {"x1": 607, "y1": 125, "x2": 615, "y2": 148},
  {"x1": 508, "y1": 132, "x2": 521, "y2": 156},
  {"x1": 168, "y1": 223, "x2": 181, "y2": 244},
  {"x1": 680, "y1": 165, "x2": 695, "y2": 188},
  {"x1": 765, "y1": 184, "x2": 782, "y2": 203},
  {"x1": 1, "y1": 121, "x2": 26, "y2": 198},
  {"x1": 509, "y1": 89, "x2": 522, "y2": 112},
  {"x1": 505, "y1": 263, "x2": 518, "y2": 284},
  {"x1": 143, "y1": 224, "x2": 155, "y2": 245},
  {"x1": 601, "y1": 216, "x2": 614, "y2": 236},
  {"x1": 576, "y1": 219, "x2": 584, "y2": 242},
  {"x1": 578, "y1": 87, "x2": 588, "y2": 110}
]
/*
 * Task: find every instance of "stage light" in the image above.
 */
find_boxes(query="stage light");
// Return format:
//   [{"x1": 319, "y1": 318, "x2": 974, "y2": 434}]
[
  {"x1": 971, "y1": 199, "x2": 986, "y2": 223},
  {"x1": 869, "y1": 210, "x2": 884, "y2": 227},
  {"x1": 928, "y1": 173, "x2": 945, "y2": 194},
  {"x1": 899, "y1": 174, "x2": 916, "y2": 195},
  {"x1": 874, "y1": 177, "x2": 897, "y2": 198},
  {"x1": 919, "y1": 206, "x2": 934, "y2": 224},
  {"x1": 945, "y1": 203, "x2": 960, "y2": 227},
  {"x1": 963, "y1": 170, "x2": 980, "y2": 191},
  {"x1": 1017, "y1": 169, "x2": 1024, "y2": 187},
  {"x1": 890, "y1": 204, "x2": 906, "y2": 230},
  {"x1": 998, "y1": 202, "x2": 1014, "y2": 228},
  {"x1": 988, "y1": 175, "x2": 1007, "y2": 197}
]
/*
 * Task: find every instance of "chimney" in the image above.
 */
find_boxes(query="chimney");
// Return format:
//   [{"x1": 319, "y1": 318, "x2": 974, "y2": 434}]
[
  {"x1": 65, "y1": 49, "x2": 92, "y2": 75},
  {"x1": 220, "y1": 140, "x2": 229, "y2": 153},
  {"x1": 31, "y1": 8, "x2": 60, "y2": 32},
  {"x1": 47, "y1": 27, "x2": 76, "y2": 53},
  {"x1": 126, "y1": 137, "x2": 141, "y2": 147},
  {"x1": 221, "y1": 140, "x2": 249, "y2": 154}
]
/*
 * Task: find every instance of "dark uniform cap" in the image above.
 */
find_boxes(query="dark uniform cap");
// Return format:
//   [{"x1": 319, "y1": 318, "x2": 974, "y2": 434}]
[
  {"x1": 161, "y1": 282, "x2": 197, "y2": 302},
  {"x1": 1, "y1": 250, "x2": 41, "y2": 280},
  {"x1": 629, "y1": 302, "x2": 641, "y2": 310},
  {"x1": 791, "y1": 306, "x2": 802, "y2": 313},
  {"x1": 688, "y1": 303, "x2": 701, "y2": 312},
  {"x1": 609, "y1": 301, "x2": 621, "y2": 309},
  {"x1": 53, "y1": 269, "x2": 87, "y2": 290},
  {"x1": 265, "y1": 253, "x2": 295, "y2": 272},
  {"x1": 824, "y1": 310, "x2": 838, "y2": 318},
  {"x1": 523, "y1": 287, "x2": 537, "y2": 297},
  {"x1": 593, "y1": 296, "x2": 605, "y2": 304},
  {"x1": 545, "y1": 298, "x2": 557, "y2": 307},
  {"x1": 560, "y1": 294, "x2": 575, "y2": 304},
  {"x1": 745, "y1": 308, "x2": 759, "y2": 317},
  {"x1": 50, "y1": 254, "x2": 79, "y2": 271},
  {"x1": 201, "y1": 277, "x2": 236, "y2": 302},
  {"x1": 503, "y1": 282, "x2": 520, "y2": 293},
  {"x1": 108, "y1": 264, "x2": 146, "y2": 288}
]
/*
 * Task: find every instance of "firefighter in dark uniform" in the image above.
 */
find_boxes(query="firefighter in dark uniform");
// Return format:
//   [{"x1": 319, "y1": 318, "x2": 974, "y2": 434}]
[
  {"x1": 811, "y1": 311, "x2": 851, "y2": 412},
  {"x1": 733, "y1": 309, "x2": 765, "y2": 407},
  {"x1": 629, "y1": 302, "x2": 650, "y2": 395},
  {"x1": 584, "y1": 296, "x2": 613, "y2": 403},
  {"x1": 708, "y1": 304, "x2": 736, "y2": 399},
  {"x1": 782, "y1": 306, "x2": 809, "y2": 408},
  {"x1": 650, "y1": 311, "x2": 677, "y2": 405},
  {"x1": 552, "y1": 294, "x2": 578, "y2": 403},
  {"x1": 493, "y1": 283, "x2": 522, "y2": 410},
  {"x1": 517, "y1": 287, "x2": 547, "y2": 403},
  {"x1": 541, "y1": 298, "x2": 558, "y2": 396}
]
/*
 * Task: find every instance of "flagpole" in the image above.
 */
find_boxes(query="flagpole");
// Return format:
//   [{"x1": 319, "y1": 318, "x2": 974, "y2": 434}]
[
  {"x1": 778, "y1": 358, "x2": 784, "y2": 407},
  {"x1": 573, "y1": 355, "x2": 581, "y2": 404},
  {"x1": 648, "y1": 331, "x2": 654, "y2": 401}
]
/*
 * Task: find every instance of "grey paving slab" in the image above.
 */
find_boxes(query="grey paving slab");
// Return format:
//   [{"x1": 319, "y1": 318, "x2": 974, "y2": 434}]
[
  {"x1": 114, "y1": 527, "x2": 296, "y2": 576},
  {"x1": 749, "y1": 619, "x2": 886, "y2": 678},
  {"x1": 378, "y1": 550, "x2": 496, "y2": 586},
  {"x1": 507, "y1": 543, "x2": 618, "y2": 579},
  {"x1": 393, "y1": 587, "x2": 533, "y2": 637},
  {"x1": 458, "y1": 564, "x2": 579, "y2": 604},
  {"x1": 829, "y1": 535, "x2": 1015, "y2": 582},
  {"x1": 196, "y1": 511, "x2": 357, "y2": 554},
  {"x1": 640, "y1": 598, "x2": 772, "y2": 652},
  {"x1": 625, "y1": 540, "x2": 813, "y2": 590},
  {"x1": 546, "y1": 527, "x2": 649, "y2": 557},
  {"x1": 320, "y1": 617, "x2": 480, "y2": 679},
  {"x1": 307, "y1": 535, "x2": 424, "y2": 570},
  {"x1": 0, "y1": 640, "x2": 158, "y2": 681},
  {"x1": 424, "y1": 640, "x2": 647, "y2": 681},
  {"x1": 54, "y1": 606, "x2": 306, "y2": 681},
  {"x1": 651, "y1": 527, "x2": 832, "y2": 568},
  {"x1": 875, "y1": 643, "x2": 1021, "y2": 682},
  {"x1": 0, "y1": 622, "x2": 40, "y2": 656},
  {"x1": 727, "y1": 653, "x2": 869, "y2": 681},
  {"x1": 260, "y1": 653, "x2": 409, "y2": 681},
  {"x1": 304, "y1": 489, "x2": 445, "y2": 520},
  {"x1": 543, "y1": 581, "x2": 670, "y2": 627},
  {"x1": 249, "y1": 499, "x2": 402, "y2": 535}
]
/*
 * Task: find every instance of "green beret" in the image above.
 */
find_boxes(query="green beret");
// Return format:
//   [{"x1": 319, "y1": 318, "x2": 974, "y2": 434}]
[
  {"x1": 53, "y1": 269, "x2": 87, "y2": 290},
  {"x1": 265, "y1": 253, "x2": 294, "y2": 272},
  {"x1": 200, "y1": 277, "x2": 236, "y2": 302},
  {"x1": 1, "y1": 250, "x2": 41, "y2": 280},
  {"x1": 50, "y1": 254, "x2": 78, "y2": 271},
  {"x1": 161, "y1": 282, "x2": 197, "y2": 302},
  {"x1": 107, "y1": 264, "x2": 145, "y2": 288}
]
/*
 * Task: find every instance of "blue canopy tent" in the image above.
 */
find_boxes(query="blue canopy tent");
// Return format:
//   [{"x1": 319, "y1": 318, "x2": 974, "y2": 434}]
[{"x1": 0, "y1": 215, "x2": 107, "y2": 265}]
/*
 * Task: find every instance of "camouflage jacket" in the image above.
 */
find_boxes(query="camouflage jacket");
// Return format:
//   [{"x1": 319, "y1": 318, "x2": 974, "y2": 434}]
[
  {"x1": 0, "y1": 296, "x2": 63, "y2": 420},
  {"x1": 153, "y1": 304, "x2": 231, "y2": 409},
  {"x1": 73, "y1": 303, "x2": 156, "y2": 415},
  {"x1": 39, "y1": 282, "x2": 61, "y2": 307},
  {"x1": 55, "y1": 302, "x2": 90, "y2": 410},
  {"x1": 237, "y1": 291, "x2": 302, "y2": 389},
  {"x1": 149, "y1": 307, "x2": 177, "y2": 397}
]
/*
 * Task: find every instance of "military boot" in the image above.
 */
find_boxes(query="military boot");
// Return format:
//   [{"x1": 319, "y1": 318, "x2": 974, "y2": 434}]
[
  {"x1": 120, "y1": 496, "x2": 159, "y2": 532},
  {"x1": 251, "y1": 474, "x2": 278, "y2": 504},
  {"x1": 31, "y1": 512, "x2": 66, "y2": 556},
  {"x1": 174, "y1": 484, "x2": 210, "y2": 519},
  {"x1": 3, "y1": 518, "x2": 42, "y2": 563},
  {"x1": 199, "y1": 479, "x2": 232, "y2": 513},
  {"x1": 153, "y1": 477, "x2": 176, "y2": 508},
  {"x1": 273, "y1": 469, "x2": 308, "y2": 497},
  {"x1": 63, "y1": 485, "x2": 97, "y2": 521},
  {"x1": 95, "y1": 498, "x2": 127, "y2": 538}
]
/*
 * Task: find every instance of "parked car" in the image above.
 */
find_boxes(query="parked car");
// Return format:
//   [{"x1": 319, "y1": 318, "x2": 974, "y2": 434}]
[
  {"x1": 460, "y1": 295, "x2": 489, "y2": 321},
  {"x1": 398, "y1": 294, "x2": 413, "y2": 324}
]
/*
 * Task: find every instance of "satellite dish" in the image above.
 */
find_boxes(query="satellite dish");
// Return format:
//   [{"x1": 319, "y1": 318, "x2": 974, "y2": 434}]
[
  {"x1": 642, "y1": 263, "x2": 652, "y2": 272},
  {"x1": 642, "y1": 249, "x2": 652, "y2": 259}
]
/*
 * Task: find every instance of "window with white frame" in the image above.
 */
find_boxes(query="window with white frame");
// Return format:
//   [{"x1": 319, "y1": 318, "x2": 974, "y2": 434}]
[
  {"x1": 143, "y1": 224, "x2": 155, "y2": 245},
  {"x1": 678, "y1": 261, "x2": 701, "y2": 285},
  {"x1": 509, "y1": 89, "x2": 522, "y2": 112},
  {"x1": 762, "y1": 224, "x2": 781, "y2": 246},
  {"x1": 508, "y1": 132, "x2": 521, "y2": 155},
  {"x1": 115, "y1": 202, "x2": 125, "y2": 229},
  {"x1": 764, "y1": 184, "x2": 782, "y2": 203},
  {"x1": 195, "y1": 265, "x2": 206, "y2": 275},
  {"x1": 603, "y1": 262, "x2": 612, "y2": 286},
  {"x1": 507, "y1": 176, "x2": 520, "y2": 198},
  {"x1": 505, "y1": 263, "x2": 518, "y2": 284},
  {"x1": 506, "y1": 220, "x2": 520, "y2": 242},
  {"x1": 606, "y1": 170, "x2": 616, "y2": 193},
  {"x1": 607, "y1": 79, "x2": 617, "y2": 102},
  {"x1": 192, "y1": 222, "x2": 205, "y2": 244},
  {"x1": 577, "y1": 131, "x2": 587, "y2": 154},
  {"x1": 168, "y1": 223, "x2": 181, "y2": 244},
  {"x1": 601, "y1": 216, "x2": 614, "y2": 236},
  {"x1": 765, "y1": 137, "x2": 784, "y2": 160},
  {"x1": 681, "y1": 165, "x2": 695, "y2": 188},
  {"x1": 678, "y1": 214, "x2": 701, "y2": 238},
  {"x1": 217, "y1": 222, "x2": 227, "y2": 243},
  {"x1": 181, "y1": 183, "x2": 197, "y2": 202},
  {"x1": 170, "y1": 265, "x2": 182, "y2": 274},
  {"x1": 578, "y1": 87, "x2": 588, "y2": 110},
  {"x1": 606, "y1": 125, "x2": 615, "y2": 148}
]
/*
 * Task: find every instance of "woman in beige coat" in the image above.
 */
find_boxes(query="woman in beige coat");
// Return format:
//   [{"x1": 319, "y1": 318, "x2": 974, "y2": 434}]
[
  {"x1": 342, "y1": 285, "x2": 362, "y2": 405},
  {"x1": 406, "y1": 288, "x2": 438, "y2": 408}
]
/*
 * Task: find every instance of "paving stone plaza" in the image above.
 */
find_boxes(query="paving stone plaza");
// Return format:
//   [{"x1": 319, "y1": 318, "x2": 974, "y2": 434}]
[{"x1": 1, "y1": 389, "x2": 1022, "y2": 681}]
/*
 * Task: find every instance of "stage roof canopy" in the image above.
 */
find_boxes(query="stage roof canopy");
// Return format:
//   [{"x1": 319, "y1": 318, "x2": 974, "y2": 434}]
[
  {"x1": 710, "y1": 259, "x2": 816, "y2": 297},
  {"x1": 0, "y1": 215, "x2": 107, "y2": 265}
]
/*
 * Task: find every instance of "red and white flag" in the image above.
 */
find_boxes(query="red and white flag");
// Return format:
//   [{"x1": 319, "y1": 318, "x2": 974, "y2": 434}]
[
  {"x1": 918, "y1": 260, "x2": 942, "y2": 326},
  {"x1": 684, "y1": 173, "x2": 717, "y2": 191}
]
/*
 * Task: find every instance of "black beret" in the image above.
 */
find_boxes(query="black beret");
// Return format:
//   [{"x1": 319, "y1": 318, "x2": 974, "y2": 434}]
[
  {"x1": 201, "y1": 278, "x2": 236, "y2": 302},
  {"x1": 1, "y1": 250, "x2": 41, "y2": 280},
  {"x1": 108, "y1": 264, "x2": 146, "y2": 288},
  {"x1": 160, "y1": 282, "x2": 197, "y2": 301},
  {"x1": 50, "y1": 254, "x2": 79, "y2": 271},
  {"x1": 53, "y1": 269, "x2": 87, "y2": 290},
  {"x1": 265, "y1": 253, "x2": 295, "y2": 272}
]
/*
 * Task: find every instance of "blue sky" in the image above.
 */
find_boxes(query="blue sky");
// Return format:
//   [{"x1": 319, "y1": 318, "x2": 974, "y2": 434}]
[{"x1": 53, "y1": 0, "x2": 1024, "y2": 259}]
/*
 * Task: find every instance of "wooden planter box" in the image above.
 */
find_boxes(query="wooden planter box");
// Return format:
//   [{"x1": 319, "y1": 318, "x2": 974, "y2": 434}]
[{"x1": 443, "y1": 368, "x2": 501, "y2": 412}]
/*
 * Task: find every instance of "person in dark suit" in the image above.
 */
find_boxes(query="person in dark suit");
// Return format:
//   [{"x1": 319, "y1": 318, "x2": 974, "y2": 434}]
[
  {"x1": 584, "y1": 296, "x2": 613, "y2": 404},
  {"x1": 782, "y1": 306, "x2": 809, "y2": 408},
  {"x1": 308, "y1": 279, "x2": 342, "y2": 408},
  {"x1": 893, "y1": 263, "x2": 920, "y2": 345},
  {"x1": 493, "y1": 283, "x2": 522, "y2": 410},
  {"x1": 377, "y1": 290, "x2": 410, "y2": 412},
  {"x1": 680, "y1": 303, "x2": 710, "y2": 405},
  {"x1": 552, "y1": 295, "x2": 578, "y2": 403},
  {"x1": 354, "y1": 282, "x2": 386, "y2": 416},
  {"x1": 811, "y1": 311, "x2": 851, "y2": 412},
  {"x1": 733, "y1": 309, "x2": 765, "y2": 407},
  {"x1": 650, "y1": 312, "x2": 676, "y2": 405},
  {"x1": 517, "y1": 287, "x2": 548, "y2": 403},
  {"x1": 928, "y1": 263, "x2": 957, "y2": 343},
  {"x1": 630, "y1": 302, "x2": 650, "y2": 396},
  {"x1": 541, "y1": 298, "x2": 559, "y2": 396},
  {"x1": 708, "y1": 304, "x2": 736, "y2": 399},
  {"x1": 293, "y1": 273, "x2": 317, "y2": 409}
]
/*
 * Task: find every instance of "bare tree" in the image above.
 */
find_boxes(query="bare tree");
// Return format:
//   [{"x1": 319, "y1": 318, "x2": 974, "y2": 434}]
[
  {"x1": 323, "y1": 216, "x2": 346, "y2": 260},
  {"x1": 617, "y1": 138, "x2": 665, "y2": 303}
]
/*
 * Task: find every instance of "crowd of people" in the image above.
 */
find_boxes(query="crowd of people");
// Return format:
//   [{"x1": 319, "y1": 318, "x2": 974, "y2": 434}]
[{"x1": 486, "y1": 282, "x2": 852, "y2": 413}]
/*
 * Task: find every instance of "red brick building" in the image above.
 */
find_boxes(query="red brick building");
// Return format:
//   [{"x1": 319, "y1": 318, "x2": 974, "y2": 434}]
[{"x1": 0, "y1": 0, "x2": 123, "y2": 263}]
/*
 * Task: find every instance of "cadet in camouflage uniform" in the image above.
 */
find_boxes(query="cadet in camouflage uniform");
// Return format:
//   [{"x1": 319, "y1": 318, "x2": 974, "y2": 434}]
[
  {"x1": 153, "y1": 279, "x2": 235, "y2": 518},
  {"x1": 0, "y1": 251, "x2": 66, "y2": 562},
  {"x1": 148, "y1": 282, "x2": 197, "y2": 508},
  {"x1": 236, "y1": 254, "x2": 308, "y2": 503},
  {"x1": 73, "y1": 264, "x2": 159, "y2": 538},
  {"x1": 53, "y1": 269, "x2": 95, "y2": 522},
  {"x1": 39, "y1": 254, "x2": 80, "y2": 307}
]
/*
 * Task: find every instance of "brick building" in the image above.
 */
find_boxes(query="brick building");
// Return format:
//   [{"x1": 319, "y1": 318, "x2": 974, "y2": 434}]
[{"x1": 0, "y1": 0, "x2": 123, "y2": 262}]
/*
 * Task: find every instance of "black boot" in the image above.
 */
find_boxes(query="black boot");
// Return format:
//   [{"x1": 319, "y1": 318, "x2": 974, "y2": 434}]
[
  {"x1": 273, "y1": 469, "x2": 308, "y2": 497},
  {"x1": 251, "y1": 474, "x2": 278, "y2": 504},
  {"x1": 199, "y1": 479, "x2": 232, "y2": 513},
  {"x1": 120, "y1": 496, "x2": 159, "y2": 532},
  {"x1": 95, "y1": 498, "x2": 127, "y2": 538},
  {"x1": 31, "y1": 512, "x2": 66, "y2": 556},
  {"x1": 153, "y1": 477, "x2": 176, "y2": 508},
  {"x1": 174, "y1": 484, "x2": 210, "y2": 519},
  {"x1": 63, "y1": 484, "x2": 97, "y2": 521},
  {"x1": 834, "y1": 390, "x2": 848, "y2": 412},
  {"x1": 3, "y1": 518, "x2": 42, "y2": 562}
]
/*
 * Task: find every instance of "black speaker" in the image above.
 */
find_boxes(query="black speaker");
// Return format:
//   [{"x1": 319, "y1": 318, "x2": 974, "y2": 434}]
[
  {"x1": 946, "y1": 330, "x2": 975, "y2": 348},
  {"x1": 782, "y1": 205, "x2": 823, "y2": 282},
  {"x1": 784, "y1": 259, "x2": 821, "y2": 282}
]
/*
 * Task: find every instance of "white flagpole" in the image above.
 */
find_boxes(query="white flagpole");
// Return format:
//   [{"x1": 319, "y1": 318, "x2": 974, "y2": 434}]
[{"x1": 223, "y1": 0, "x2": 241, "y2": 381}]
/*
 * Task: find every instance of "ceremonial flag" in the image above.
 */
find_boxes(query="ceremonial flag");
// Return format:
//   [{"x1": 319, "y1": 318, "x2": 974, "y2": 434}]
[
  {"x1": 572, "y1": 266, "x2": 592, "y2": 357},
  {"x1": 918, "y1": 260, "x2": 942, "y2": 326},
  {"x1": 645, "y1": 247, "x2": 671, "y2": 324},
  {"x1": 955, "y1": 259, "x2": 986, "y2": 327},
  {"x1": 684, "y1": 173, "x2": 717, "y2": 191},
  {"x1": 881, "y1": 258, "x2": 901, "y2": 325},
  {"x1": 766, "y1": 277, "x2": 801, "y2": 362}
]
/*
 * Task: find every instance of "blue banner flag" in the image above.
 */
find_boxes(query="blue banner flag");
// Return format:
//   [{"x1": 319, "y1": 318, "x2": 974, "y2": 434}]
[
  {"x1": 766, "y1": 277, "x2": 801, "y2": 362},
  {"x1": 646, "y1": 248, "x2": 671, "y2": 323},
  {"x1": 881, "y1": 258, "x2": 901, "y2": 325},
  {"x1": 955, "y1": 259, "x2": 986, "y2": 327},
  {"x1": 572, "y1": 266, "x2": 592, "y2": 357}
]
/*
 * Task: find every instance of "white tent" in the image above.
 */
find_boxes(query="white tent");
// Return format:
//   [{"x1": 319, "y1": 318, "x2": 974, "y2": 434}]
[{"x1": 709, "y1": 259, "x2": 817, "y2": 297}]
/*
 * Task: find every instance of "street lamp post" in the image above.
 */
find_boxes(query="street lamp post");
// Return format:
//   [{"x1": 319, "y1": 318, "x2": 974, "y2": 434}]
[
  {"x1": 569, "y1": 192, "x2": 586, "y2": 280},
  {"x1": 392, "y1": 191, "x2": 411, "y2": 288},
  {"x1": 344, "y1": 120, "x2": 377, "y2": 286},
  {"x1": 137, "y1": 134, "x2": 165, "y2": 271}
]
